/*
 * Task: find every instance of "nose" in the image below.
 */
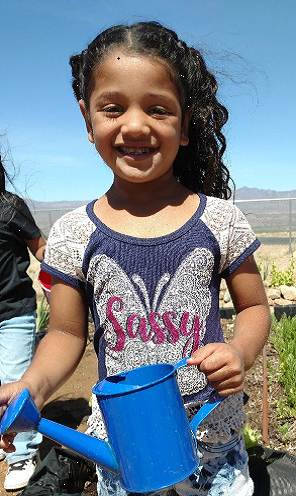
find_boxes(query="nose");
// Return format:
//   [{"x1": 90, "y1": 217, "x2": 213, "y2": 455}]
[{"x1": 120, "y1": 107, "x2": 150, "y2": 138}]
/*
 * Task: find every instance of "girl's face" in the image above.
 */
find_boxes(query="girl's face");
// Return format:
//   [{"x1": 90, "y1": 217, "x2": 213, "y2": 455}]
[{"x1": 80, "y1": 50, "x2": 189, "y2": 185}]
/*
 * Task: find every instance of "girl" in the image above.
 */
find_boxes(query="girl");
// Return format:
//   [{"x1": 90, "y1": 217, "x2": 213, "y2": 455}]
[
  {"x1": 0, "y1": 22, "x2": 271, "y2": 495},
  {"x1": 0, "y1": 151, "x2": 45, "y2": 490}
]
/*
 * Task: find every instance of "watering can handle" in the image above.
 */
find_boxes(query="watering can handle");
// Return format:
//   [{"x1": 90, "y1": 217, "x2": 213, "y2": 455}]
[
  {"x1": 174, "y1": 356, "x2": 190, "y2": 370},
  {"x1": 173, "y1": 356, "x2": 228, "y2": 438},
  {"x1": 189, "y1": 391, "x2": 227, "y2": 434}
]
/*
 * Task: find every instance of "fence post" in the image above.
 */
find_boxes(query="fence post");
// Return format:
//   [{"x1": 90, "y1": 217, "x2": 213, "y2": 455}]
[{"x1": 289, "y1": 198, "x2": 292, "y2": 255}]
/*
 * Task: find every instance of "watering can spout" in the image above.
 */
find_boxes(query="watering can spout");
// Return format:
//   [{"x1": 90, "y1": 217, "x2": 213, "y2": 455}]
[
  {"x1": 37, "y1": 418, "x2": 119, "y2": 474},
  {"x1": 0, "y1": 389, "x2": 119, "y2": 474}
]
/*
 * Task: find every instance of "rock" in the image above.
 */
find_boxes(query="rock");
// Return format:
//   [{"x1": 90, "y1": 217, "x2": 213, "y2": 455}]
[
  {"x1": 273, "y1": 298, "x2": 294, "y2": 306},
  {"x1": 220, "y1": 307, "x2": 236, "y2": 319},
  {"x1": 267, "y1": 287, "x2": 281, "y2": 299},
  {"x1": 280, "y1": 285, "x2": 296, "y2": 301},
  {"x1": 224, "y1": 301, "x2": 234, "y2": 308},
  {"x1": 223, "y1": 290, "x2": 231, "y2": 303}
]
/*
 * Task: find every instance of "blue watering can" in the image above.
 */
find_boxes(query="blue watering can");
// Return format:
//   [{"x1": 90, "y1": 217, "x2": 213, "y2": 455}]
[{"x1": 0, "y1": 357, "x2": 226, "y2": 492}]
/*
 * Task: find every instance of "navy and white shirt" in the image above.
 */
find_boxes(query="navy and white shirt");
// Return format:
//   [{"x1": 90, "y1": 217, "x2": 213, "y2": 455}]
[{"x1": 42, "y1": 193, "x2": 259, "y2": 407}]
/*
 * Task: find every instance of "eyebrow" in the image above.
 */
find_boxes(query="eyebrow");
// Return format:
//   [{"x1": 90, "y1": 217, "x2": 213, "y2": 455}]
[{"x1": 93, "y1": 91, "x2": 177, "y2": 104}]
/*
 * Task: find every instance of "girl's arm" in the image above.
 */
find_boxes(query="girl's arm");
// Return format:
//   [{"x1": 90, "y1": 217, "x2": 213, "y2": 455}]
[
  {"x1": 22, "y1": 276, "x2": 89, "y2": 407},
  {"x1": 0, "y1": 276, "x2": 88, "y2": 452},
  {"x1": 187, "y1": 255, "x2": 271, "y2": 395},
  {"x1": 25, "y1": 236, "x2": 47, "y2": 262},
  {"x1": 224, "y1": 255, "x2": 271, "y2": 372}
]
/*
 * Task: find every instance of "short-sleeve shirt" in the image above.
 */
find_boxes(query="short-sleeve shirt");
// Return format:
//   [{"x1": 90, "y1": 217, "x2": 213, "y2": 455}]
[
  {"x1": 42, "y1": 193, "x2": 260, "y2": 405},
  {"x1": 0, "y1": 196, "x2": 41, "y2": 322}
]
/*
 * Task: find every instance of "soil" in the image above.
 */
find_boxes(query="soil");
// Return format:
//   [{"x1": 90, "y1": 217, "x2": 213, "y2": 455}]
[{"x1": 0, "y1": 246, "x2": 295, "y2": 495}]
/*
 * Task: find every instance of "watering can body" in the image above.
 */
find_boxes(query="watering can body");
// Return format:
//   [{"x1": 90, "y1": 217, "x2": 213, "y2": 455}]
[{"x1": 0, "y1": 358, "x2": 225, "y2": 493}]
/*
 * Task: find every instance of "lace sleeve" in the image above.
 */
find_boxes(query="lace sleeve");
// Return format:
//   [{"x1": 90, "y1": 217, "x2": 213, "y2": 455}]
[
  {"x1": 43, "y1": 206, "x2": 96, "y2": 284},
  {"x1": 201, "y1": 198, "x2": 259, "y2": 276},
  {"x1": 194, "y1": 391, "x2": 247, "y2": 444}
]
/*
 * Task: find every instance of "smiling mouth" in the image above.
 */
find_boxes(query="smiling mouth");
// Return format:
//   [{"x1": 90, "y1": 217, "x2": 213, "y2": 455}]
[{"x1": 117, "y1": 146, "x2": 155, "y2": 156}]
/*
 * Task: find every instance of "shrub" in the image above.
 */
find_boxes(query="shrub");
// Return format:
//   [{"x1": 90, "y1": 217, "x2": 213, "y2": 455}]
[
  {"x1": 269, "y1": 256, "x2": 295, "y2": 287},
  {"x1": 270, "y1": 314, "x2": 296, "y2": 418}
]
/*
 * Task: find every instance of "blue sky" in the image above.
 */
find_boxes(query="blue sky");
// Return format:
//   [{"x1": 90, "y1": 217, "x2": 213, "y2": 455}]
[{"x1": 1, "y1": 0, "x2": 295, "y2": 202}]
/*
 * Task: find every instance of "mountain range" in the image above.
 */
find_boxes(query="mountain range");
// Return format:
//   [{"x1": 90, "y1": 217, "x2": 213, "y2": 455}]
[
  {"x1": 27, "y1": 187, "x2": 295, "y2": 238},
  {"x1": 29, "y1": 187, "x2": 296, "y2": 211},
  {"x1": 234, "y1": 187, "x2": 296, "y2": 200}
]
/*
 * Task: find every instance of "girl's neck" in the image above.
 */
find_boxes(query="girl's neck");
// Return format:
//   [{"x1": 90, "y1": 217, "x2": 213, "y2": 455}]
[
  {"x1": 94, "y1": 174, "x2": 200, "y2": 238},
  {"x1": 105, "y1": 173, "x2": 190, "y2": 216}
]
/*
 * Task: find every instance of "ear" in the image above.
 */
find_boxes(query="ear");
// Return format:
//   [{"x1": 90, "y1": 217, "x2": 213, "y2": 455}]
[
  {"x1": 180, "y1": 106, "x2": 194, "y2": 147},
  {"x1": 79, "y1": 100, "x2": 94, "y2": 143}
]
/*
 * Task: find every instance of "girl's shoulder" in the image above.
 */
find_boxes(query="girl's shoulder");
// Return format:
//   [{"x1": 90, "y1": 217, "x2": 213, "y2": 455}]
[
  {"x1": 49, "y1": 202, "x2": 96, "y2": 240},
  {"x1": 45, "y1": 202, "x2": 97, "y2": 262},
  {"x1": 202, "y1": 194, "x2": 235, "y2": 210},
  {"x1": 43, "y1": 202, "x2": 97, "y2": 285},
  {"x1": 200, "y1": 195, "x2": 259, "y2": 276},
  {"x1": 201, "y1": 195, "x2": 248, "y2": 229}
]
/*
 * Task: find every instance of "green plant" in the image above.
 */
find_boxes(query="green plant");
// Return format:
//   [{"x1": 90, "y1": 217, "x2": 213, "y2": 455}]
[
  {"x1": 36, "y1": 295, "x2": 50, "y2": 332},
  {"x1": 263, "y1": 261, "x2": 269, "y2": 281},
  {"x1": 243, "y1": 423, "x2": 262, "y2": 448},
  {"x1": 269, "y1": 256, "x2": 295, "y2": 287},
  {"x1": 270, "y1": 314, "x2": 296, "y2": 418},
  {"x1": 258, "y1": 258, "x2": 269, "y2": 281},
  {"x1": 278, "y1": 422, "x2": 291, "y2": 443}
]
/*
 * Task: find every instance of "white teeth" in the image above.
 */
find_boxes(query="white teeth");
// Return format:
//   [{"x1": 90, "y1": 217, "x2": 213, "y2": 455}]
[{"x1": 120, "y1": 147, "x2": 151, "y2": 155}]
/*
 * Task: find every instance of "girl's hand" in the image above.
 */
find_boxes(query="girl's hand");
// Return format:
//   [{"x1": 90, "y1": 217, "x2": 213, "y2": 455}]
[
  {"x1": 0, "y1": 381, "x2": 29, "y2": 453},
  {"x1": 187, "y1": 342, "x2": 245, "y2": 395}
]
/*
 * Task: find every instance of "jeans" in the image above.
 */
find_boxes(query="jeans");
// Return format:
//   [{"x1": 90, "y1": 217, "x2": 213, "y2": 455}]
[
  {"x1": 0, "y1": 312, "x2": 42, "y2": 464},
  {"x1": 95, "y1": 435, "x2": 254, "y2": 496}
]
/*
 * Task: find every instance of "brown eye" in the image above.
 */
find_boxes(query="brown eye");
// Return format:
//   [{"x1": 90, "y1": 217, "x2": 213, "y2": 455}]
[
  {"x1": 102, "y1": 106, "x2": 123, "y2": 114},
  {"x1": 150, "y1": 107, "x2": 169, "y2": 115}
]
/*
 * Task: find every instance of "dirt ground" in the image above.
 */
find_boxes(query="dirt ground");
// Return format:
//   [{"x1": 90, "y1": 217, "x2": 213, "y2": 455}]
[{"x1": 0, "y1": 243, "x2": 294, "y2": 495}]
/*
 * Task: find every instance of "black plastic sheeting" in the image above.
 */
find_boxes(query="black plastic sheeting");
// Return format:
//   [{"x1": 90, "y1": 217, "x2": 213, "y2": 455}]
[
  {"x1": 19, "y1": 446, "x2": 96, "y2": 495},
  {"x1": 20, "y1": 445, "x2": 296, "y2": 495},
  {"x1": 248, "y1": 446, "x2": 296, "y2": 496}
]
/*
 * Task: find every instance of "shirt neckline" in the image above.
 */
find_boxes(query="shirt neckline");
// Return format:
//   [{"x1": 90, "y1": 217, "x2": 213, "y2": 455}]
[{"x1": 86, "y1": 193, "x2": 206, "y2": 245}]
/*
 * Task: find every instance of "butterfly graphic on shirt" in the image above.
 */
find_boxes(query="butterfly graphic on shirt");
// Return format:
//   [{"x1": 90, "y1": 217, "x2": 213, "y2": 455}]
[{"x1": 88, "y1": 247, "x2": 214, "y2": 396}]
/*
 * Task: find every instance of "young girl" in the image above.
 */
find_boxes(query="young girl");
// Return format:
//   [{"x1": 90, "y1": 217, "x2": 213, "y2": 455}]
[
  {"x1": 0, "y1": 22, "x2": 270, "y2": 495},
  {"x1": 0, "y1": 151, "x2": 45, "y2": 490}
]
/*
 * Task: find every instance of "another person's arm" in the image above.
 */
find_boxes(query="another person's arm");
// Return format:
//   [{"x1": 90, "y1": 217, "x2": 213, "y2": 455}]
[{"x1": 25, "y1": 236, "x2": 46, "y2": 262}]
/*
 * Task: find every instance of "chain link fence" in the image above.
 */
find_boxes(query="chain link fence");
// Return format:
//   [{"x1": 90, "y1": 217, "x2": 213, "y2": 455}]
[
  {"x1": 236, "y1": 198, "x2": 296, "y2": 256},
  {"x1": 31, "y1": 198, "x2": 296, "y2": 256}
]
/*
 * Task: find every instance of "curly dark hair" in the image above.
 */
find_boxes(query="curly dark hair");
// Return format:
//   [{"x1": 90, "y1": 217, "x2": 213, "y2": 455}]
[{"x1": 69, "y1": 21, "x2": 233, "y2": 199}]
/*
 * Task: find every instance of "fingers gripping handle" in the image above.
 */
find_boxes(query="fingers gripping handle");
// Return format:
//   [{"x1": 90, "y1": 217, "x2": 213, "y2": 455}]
[{"x1": 173, "y1": 357, "x2": 228, "y2": 442}]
